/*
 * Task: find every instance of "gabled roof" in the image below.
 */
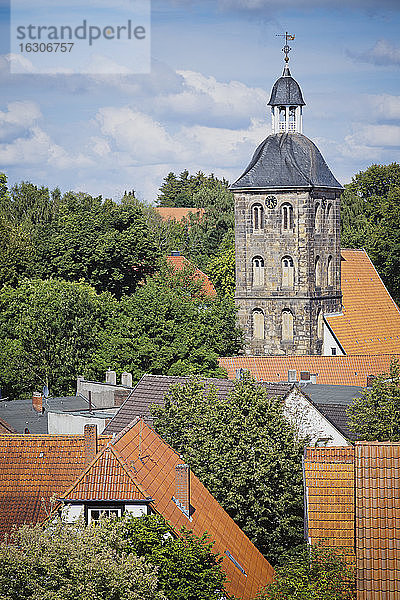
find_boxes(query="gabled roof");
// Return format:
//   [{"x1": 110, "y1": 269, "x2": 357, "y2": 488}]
[
  {"x1": 166, "y1": 254, "x2": 216, "y2": 297},
  {"x1": 219, "y1": 354, "x2": 399, "y2": 386},
  {"x1": 155, "y1": 207, "x2": 205, "y2": 222},
  {"x1": 103, "y1": 374, "x2": 291, "y2": 435},
  {"x1": 327, "y1": 250, "x2": 400, "y2": 355},
  {"x1": 103, "y1": 420, "x2": 274, "y2": 599},
  {"x1": 0, "y1": 433, "x2": 111, "y2": 538}
]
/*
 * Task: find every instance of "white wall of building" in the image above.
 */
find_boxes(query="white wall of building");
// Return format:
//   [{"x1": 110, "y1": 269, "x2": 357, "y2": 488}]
[
  {"x1": 323, "y1": 322, "x2": 345, "y2": 356},
  {"x1": 283, "y1": 388, "x2": 350, "y2": 446},
  {"x1": 48, "y1": 410, "x2": 117, "y2": 434}
]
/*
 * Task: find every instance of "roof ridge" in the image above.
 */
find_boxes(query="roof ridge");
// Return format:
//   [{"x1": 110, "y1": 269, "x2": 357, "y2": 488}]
[
  {"x1": 108, "y1": 444, "x2": 155, "y2": 501},
  {"x1": 59, "y1": 441, "x2": 111, "y2": 500}
]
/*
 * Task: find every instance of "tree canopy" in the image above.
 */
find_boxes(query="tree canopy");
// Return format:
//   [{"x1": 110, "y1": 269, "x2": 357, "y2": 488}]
[
  {"x1": 347, "y1": 359, "x2": 400, "y2": 442},
  {"x1": 341, "y1": 162, "x2": 400, "y2": 303},
  {"x1": 257, "y1": 544, "x2": 355, "y2": 600},
  {"x1": 152, "y1": 375, "x2": 305, "y2": 565}
]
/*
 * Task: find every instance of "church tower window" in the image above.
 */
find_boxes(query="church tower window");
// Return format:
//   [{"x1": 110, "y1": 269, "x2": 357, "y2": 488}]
[
  {"x1": 252, "y1": 256, "x2": 265, "y2": 287},
  {"x1": 315, "y1": 256, "x2": 322, "y2": 287},
  {"x1": 314, "y1": 202, "x2": 321, "y2": 232},
  {"x1": 252, "y1": 203, "x2": 264, "y2": 231},
  {"x1": 326, "y1": 203, "x2": 333, "y2": 232},
  {"x1": 282, "y1": 310, "x2": 294, "y2": 342},
  {"x1": 282, "y1": 256, "x2": 294, "y2": 288},
  {"x1": 317, "y1": 309, "x2": 324, "y2": 339},
  {"x1": 327, "y1": 255, "x2": 333, "y2": 286},
  {"x1": 252, "y1": 309, "x2": 265, "y2": 340},
  {"x1": 282, "y1": 203, "x2": 294, "y2": 230}
]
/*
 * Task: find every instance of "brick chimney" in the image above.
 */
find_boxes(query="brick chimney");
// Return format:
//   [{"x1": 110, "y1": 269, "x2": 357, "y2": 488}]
[
  {"x1": 32, "y1": 391, "x2": 43, "y2": 413},
  {"x1": 84, "y1": 424, "x2": 98, "y2": 467}
]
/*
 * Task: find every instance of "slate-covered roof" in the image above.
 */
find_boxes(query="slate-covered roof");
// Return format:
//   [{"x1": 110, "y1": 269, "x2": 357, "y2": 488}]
[
  {"x1": 0, "y1": 395, "x2": 97, "y2": 434},
  {"x1": 327, "y1": 250, "x2": 400, "y2": 355},
  {"x1": 0, "y1": 416, "x2": 17, "y2": 434},
  {"x1": 219, "y1": 354, "x2": 400, "y2": 386},
  {"x1": 155, "y1": 207, "x2": 205, "y2": 222},
  {"x1": 230, "y1": 133, "x2": 343, "y2": 191},
  {"x1": 166, "y1": 254, "x2": 216, "y2": 297},
  {"x1": 103, "y1": 374, "x2": 291, "y2": 435},
  {"x1": 0, "y1": 433, "x2": 111, "y2": 538},
  {"x1": 105, "y1": 420, "x2": 274, "y2": 599},
  {"x1": 298, "y1": 383, "x2": 363, "y2": 441},
  {"x1": 267, "y1": 66, "x2": 305, "y2": 106}
]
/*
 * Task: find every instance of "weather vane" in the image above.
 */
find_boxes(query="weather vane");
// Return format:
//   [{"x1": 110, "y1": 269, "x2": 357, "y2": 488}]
[{"x1": 276, "y1": 32, "x2": 295, "y2": 63}]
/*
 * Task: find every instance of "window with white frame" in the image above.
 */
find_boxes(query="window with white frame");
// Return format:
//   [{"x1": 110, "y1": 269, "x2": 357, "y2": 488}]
[
  {"x1": 88, "y1": 507, "x2": 122, "y2": 523},
  {"x1": 252, "y1": 256, "x2": 265, "y2": 286}
]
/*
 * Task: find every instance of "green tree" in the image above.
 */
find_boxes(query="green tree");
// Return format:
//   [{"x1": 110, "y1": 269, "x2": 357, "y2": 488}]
[
  {"x1": 207, "y1": 232, "x2": 235, "y2": 298},
  {"x1": 0, "y1": 518, "x2": 165, "y2": 600},
  {"x1": 347, "y1": 359, "x2": 400, "y2": 441},
  {"x1": 257, "y1": 544, "x2": 355, "y2": 600},
  {"x1": 341, "y1": 163, "x2": 400, "y2": 302},
  {"x1": 152, "y1": 375, "x2": 305, "y2": 565},
  {"x1": 0, "y1": 278, "x2": 117, "y2": 399},
  {"x1": 106, "y1": 514, "x2": 226, "y2": 600},
  {"x1": 92, "y1": 263, "x2": 242, "y2": 382}
]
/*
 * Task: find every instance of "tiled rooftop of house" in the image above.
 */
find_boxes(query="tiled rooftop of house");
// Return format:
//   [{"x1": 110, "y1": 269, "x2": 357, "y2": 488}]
[
  {"x1": 219, "y1": 354, "x2": 400, "y2": 386},
  {"x1": 327, "y1": 249, "x2": 400, "y2": 355},
  {"x1": 304, "y1": 442, "x2": 400, "y2": 598},
  {"x1": 166, "y1": 254, "x2": 216, "y2": 297},
  {"x1": 103, "y1": 374, "x2": 291, "y2": 434},
  {"x1": 0, "y1": 433, "x2": 111, "y2": 538},
  {"x1": 154, "y1": 207, "x2": 205, "y2": 222},
  {"x1": 102, "y1": 420, "x2": 274, "y2": 599}
]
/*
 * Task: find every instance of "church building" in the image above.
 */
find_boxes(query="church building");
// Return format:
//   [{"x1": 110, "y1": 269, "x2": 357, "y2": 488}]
[{"x1": 231, "y1": 44, "x2": 343, "y2": 356}]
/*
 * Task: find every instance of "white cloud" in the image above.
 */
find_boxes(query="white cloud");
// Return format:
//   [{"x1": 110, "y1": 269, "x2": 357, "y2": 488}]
[
  {"x1": 355, "y1": 124, "x2": 400, "y2": 147},
  {"x1": 348, "y1": 39, "x2": 400, "y2": 67},
  {"x1": 368, "y1": 94, "x2": 400, "y2": 120},
  {"x1": 0, "y1": 100, "x2": 41, "y2": 128}
]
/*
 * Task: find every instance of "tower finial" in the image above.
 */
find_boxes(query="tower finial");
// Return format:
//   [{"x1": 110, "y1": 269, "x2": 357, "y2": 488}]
[{"x1": 276, "y1": 32, "x2": 295, "y2": 63}]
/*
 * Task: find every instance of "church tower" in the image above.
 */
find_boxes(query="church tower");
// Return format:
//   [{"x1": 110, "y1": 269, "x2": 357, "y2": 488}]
[{"x1": 231, "y1": 38, "x2": 343, "y2": 356}]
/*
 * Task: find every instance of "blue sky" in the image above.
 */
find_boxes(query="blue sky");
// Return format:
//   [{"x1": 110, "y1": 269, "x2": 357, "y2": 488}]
[{"x1": 0, "y1": 0, "x2": 399, "y2": 202}]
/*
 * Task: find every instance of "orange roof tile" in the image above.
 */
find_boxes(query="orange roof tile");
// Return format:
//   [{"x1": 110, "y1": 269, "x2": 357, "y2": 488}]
[
  {"x1": 219, "y1": 354, "x2": 400, "y2": 386},
  {"x1": 304, "y1": 446, "x2": 355, "y2": 554},
  {"x1": 0, "y1": 434, "x2": 111, "y2": 538},
  {"x1": 155, "y1": 207, "x2": 205, "y2": 222},
  {"x1": 327, "y1": 250, "x2": 400, "y2": 355},
  {"x1": 107, "y1": 420, "x2": 275, "y2": 600},
  {"x1": 355, "y1": 441, "x2": 400, "y2": 598},
  {"x1": 167, "y1": 255, "x2": 216, "y2": 297}
]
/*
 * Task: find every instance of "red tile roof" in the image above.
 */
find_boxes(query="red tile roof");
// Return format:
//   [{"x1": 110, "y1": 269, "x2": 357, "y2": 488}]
[
  {"x1": 304, "y1": 442, "x2": 400, "y2": 596},
  {"x1": 0, "y1": 434, "x2": 111, "y2": 539},
  {"x1": 327, "y1": 250, "x2": 400, "y2": 355},
  {"x1": 219, "y1": 354, "x2": 400, "y2": 386},
  {"x1": 155, "y1": 207, "x2": 204, "y2": 222},
  {"x1": 107, "y1": 420, "x2": 275, "y2": 600},
  {"x1": 166, "y1": 255, "x2": 216, "y2": 297}
]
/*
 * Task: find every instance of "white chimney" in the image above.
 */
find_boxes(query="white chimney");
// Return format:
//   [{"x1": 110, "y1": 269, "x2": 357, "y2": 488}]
[
  {"x1": 121, "y1": 372, "x2": 133, "y2": 387},
  {"x1": 105, "y1": 369, "x2": 116, "y2": 385}
]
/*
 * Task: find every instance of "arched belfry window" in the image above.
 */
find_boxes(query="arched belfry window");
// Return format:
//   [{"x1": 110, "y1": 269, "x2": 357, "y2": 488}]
[
  {"x1": 289, "y1": 107, "x2": 296, "y2": 132},
  {"x1": 282, "y1": 310, "x2": 294, "y2": 342},
  {"x1": 326, "y1": 203, "x2": 333, "y2": 232},
  {"x1": 252, "y1": 309, "x2": 265, "y2": 340},
  {"x1": 252, "y1": 256, "x2": 265, "y2": 287},
  {"x1": 314, "y1": 203, "x2": 321, "y2": 232},
  {"x1": 315, "y1": 256, "x2": 322, "y2": 287},
  {"x1": 279, "y1": 107, "x2": 286, "y2": 132},
  {"x1": 327, "y1": 255, "x2": 333, "y2": 287},
  {"x1": 282, "y1": 203, "x2": 294, "y2": 230},
  {"x1": 282, "y1": 256, "x2": 294, "y2": 288},
  {"x1": 252, "y1": 203, "x2": 264, "y2": 231},
  {"x1": 317, "y1": 309, "x2": 324, "y2": 340}
]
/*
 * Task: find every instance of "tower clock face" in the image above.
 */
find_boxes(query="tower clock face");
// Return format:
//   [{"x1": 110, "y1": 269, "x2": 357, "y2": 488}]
[{"x1": 265, "y1": 195, "x2": 277, "y2": 209}]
